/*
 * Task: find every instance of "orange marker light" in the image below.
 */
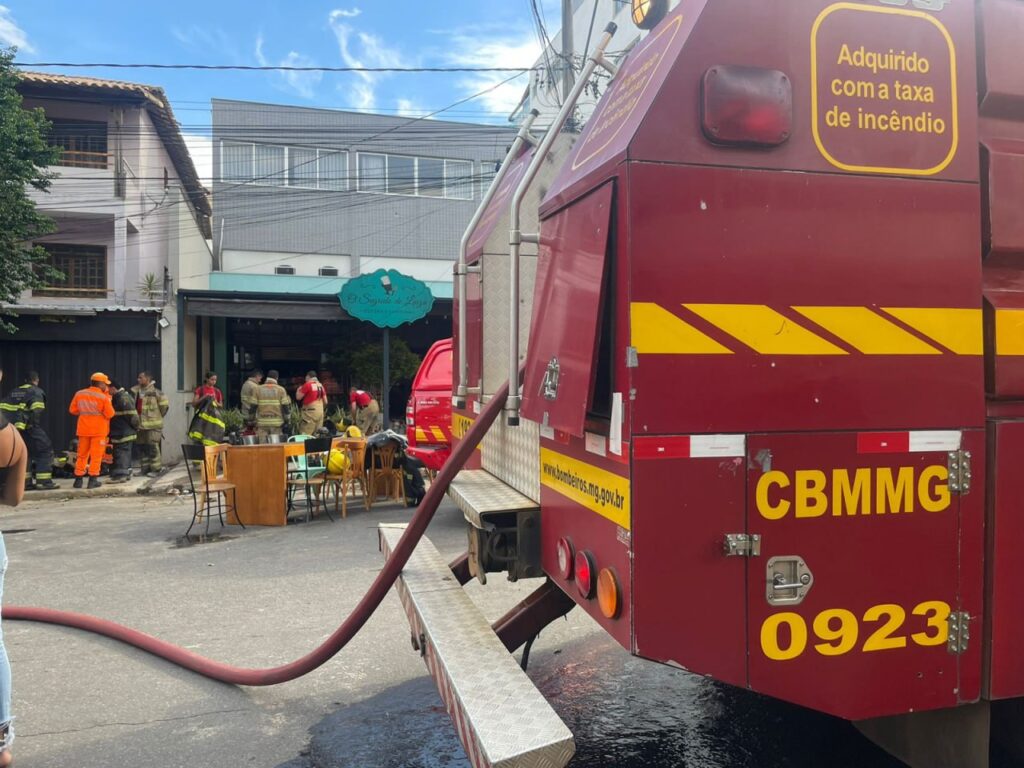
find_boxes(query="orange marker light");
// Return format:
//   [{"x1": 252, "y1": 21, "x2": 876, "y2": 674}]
[{"x1": 597, "y1": 568, "x2": 621, "y2": 619}]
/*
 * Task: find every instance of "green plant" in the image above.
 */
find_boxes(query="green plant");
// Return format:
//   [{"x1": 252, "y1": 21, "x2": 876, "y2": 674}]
[
  {"x1": 327, "y1": 337, "x2": 420, "y2": 397},
  {"x1": 220, "y1": 408, "x2": 245, "y2": 434},
  {"x1": 138, "y1": 272, "x2": 163, "y2": 303},
  {"x1": 288, "y1": 405, "x2": 303, "y2": 435},
  {"x1": 0, "y1": 47, "x2": 63, "y2": 332}
]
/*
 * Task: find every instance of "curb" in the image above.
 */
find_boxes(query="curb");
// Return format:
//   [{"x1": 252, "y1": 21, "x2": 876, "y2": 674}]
[{"x1": 23, "y1": 465, "x2": 187, "y2": 501}]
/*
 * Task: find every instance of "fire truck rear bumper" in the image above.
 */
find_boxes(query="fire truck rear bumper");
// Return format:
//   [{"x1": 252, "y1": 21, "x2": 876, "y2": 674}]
[{"x1": 379, "y1": 524, "x2": 575, "y2": 768}]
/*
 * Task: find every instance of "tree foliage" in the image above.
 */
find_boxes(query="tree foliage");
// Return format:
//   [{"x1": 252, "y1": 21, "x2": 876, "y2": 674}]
[
  {"x1": 0, "y1": 47, "x2": 62, "y2": 330},
  {"x1": 328, "y1": 336, "x2": 421, "y2": 398}
]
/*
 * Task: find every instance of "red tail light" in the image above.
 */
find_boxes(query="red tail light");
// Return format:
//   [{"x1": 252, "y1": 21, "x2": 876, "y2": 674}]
[
  {"x1": 701, "y1": 65, "x2": 792, "y2": 147},
  {"x1": 574, "y1": 550, "x2": 596, "y2": 599}
]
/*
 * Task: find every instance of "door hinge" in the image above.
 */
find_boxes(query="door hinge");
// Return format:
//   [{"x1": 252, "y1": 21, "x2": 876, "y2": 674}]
[
  {"x1": 947, "y1": 611, "x2": 970, "y2": 655},
  {"x1": 948, "y1": 450, "x2": 972, "y2": 494},
  {"x1": 723, "y1": 533, "x2": 761, "y2": 557}
]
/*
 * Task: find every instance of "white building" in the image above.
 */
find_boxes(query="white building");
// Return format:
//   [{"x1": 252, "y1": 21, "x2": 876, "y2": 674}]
[{"x1": 3, "y1": 72, "x2": 213, "y2": 453}]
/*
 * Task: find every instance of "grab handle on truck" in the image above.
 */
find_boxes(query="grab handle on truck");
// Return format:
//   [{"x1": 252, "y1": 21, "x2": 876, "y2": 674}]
[{"x1": 505, "y1": 23, "x2": 619, "y2": 426}]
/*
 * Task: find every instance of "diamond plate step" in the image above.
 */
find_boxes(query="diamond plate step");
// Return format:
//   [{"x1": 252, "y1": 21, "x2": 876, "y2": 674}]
[
  {"x1": 379, "y1": 524, "x2": 575, "y2": 768},
  {"x1": 448, "y1": 469, "x2": 539, "y2": 528}
]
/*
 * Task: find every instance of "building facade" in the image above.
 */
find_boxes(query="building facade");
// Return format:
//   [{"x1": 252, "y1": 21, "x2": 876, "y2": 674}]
[
  {"x1": 183, "y1": 99, "x2": 514, "y2": 417},
  {"x1": 2, "y1": 73, "x2": 213, "y2": 454}
]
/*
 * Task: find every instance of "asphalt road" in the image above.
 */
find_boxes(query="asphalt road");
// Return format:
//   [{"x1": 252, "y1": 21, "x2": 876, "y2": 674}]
[{"x1": 0, "y1": 489, "x2": 910, "y2": 768}]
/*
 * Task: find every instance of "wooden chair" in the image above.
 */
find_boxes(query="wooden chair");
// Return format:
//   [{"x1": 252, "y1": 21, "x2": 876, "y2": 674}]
[
  {"x1": 369, "y1": 440, "x2": 405, "y2": 507},
  {"x1": 324, "y1": 438, "x2": 370, "y2": 518},
  {"x1": 286, "y1": 436, "x2": 334, "y2": 523},
  {"x1": 182, "y1": 443, "x2": 240, "y2": 536}
]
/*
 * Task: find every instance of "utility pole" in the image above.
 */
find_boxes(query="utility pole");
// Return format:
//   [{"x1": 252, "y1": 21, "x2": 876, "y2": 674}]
[{"x1": 561, "y1": 0, "x2": 575, "y2": 104}]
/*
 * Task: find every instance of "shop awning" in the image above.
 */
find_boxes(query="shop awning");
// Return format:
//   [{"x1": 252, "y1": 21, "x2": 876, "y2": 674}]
[{"x1": 184, "y1": 296, "x2": 345, "y2": 321}]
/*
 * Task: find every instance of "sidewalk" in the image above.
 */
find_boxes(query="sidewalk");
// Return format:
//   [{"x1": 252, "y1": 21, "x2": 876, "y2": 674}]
[{"x1": 23, "y1": 462, "x2": 190, "y2": 501}]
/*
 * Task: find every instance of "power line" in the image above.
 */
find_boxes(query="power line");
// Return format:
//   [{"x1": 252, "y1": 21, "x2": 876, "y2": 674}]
[{"x1": 16, "y1": 62, "x2": 539, "y2": 74}]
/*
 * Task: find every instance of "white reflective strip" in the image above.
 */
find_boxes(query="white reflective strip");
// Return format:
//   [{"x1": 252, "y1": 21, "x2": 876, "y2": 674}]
[
  {"x1": 908, "y1": 430, "x2": 961, "y2": 452},
  {"x1": 609, "y1": 392, "x2": 623, "y2": 456},
  {"x1": 539, "y1": 424, "x2": 555, "y2": 440},
  {"x1": 585, "y1": 432, "x2": 606, "y2": 457},
  {"x1": 689, "y1": 434, "x2": 746, "y2": 458}
]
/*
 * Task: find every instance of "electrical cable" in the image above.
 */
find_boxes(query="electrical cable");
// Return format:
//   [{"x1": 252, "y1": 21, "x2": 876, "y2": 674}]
[
  {"x1": 16, "y1": 62, "x2": 537, "y2": 73},
  {"x1": 5, "y1": 378, "x2": 508, "y2": 686}
]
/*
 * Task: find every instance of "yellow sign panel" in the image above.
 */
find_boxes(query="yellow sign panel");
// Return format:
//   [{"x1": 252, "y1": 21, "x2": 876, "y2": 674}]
[
  {"x1": 811, "y1": 3, "x2": 959, "y2": 176},
  {"x1": 451, "y1": 413, "x2": 481, "y2": 451},
  {"x1": 540, "y1": 447, "x2": 631, "y2": 530}
]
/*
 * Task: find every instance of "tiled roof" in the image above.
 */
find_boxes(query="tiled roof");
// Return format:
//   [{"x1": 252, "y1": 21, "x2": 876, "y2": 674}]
[{"x1": 17, "y1": 71, "x2": 211, "y2": 237}]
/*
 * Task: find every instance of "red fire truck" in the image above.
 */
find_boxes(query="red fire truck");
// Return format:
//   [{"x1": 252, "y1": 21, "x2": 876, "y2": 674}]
[{"x1": 380, "y1": 1, "x2": 1024, "y2": 766}]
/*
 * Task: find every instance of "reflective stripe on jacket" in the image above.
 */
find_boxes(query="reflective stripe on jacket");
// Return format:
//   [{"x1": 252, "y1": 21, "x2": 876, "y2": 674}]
[
  {"x1": 1, "y1": 384, "x2": 44, "y2": 430},
  {"x1": 69, "y1": 386, "x2": 114, "y2": 437},
  {"x1": 109, "y1": 390, "x2": 140, "y2": 444},
  {"x1": 188, "y1": 397, "x2": 226, "y2": 445},
  {"x1": 255, "y1": 380, "x2": 290, "y2": 428},
  {"x1": 131, "y1": 383, "x2": 169, "y2": 431}
]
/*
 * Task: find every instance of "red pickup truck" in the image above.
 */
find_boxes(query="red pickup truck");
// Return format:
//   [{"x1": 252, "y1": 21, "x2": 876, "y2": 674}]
[{"x1": 404, "y1": 338, "x2": 452, "y2": 472}]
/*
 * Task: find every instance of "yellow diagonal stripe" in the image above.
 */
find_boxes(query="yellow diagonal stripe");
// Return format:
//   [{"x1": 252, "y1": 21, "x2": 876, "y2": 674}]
[
  {"x1": 416, "y1": 428, "x2": 428, "y2": 441},
  {"x1": 793, "y1": 306, "x2": 940, "y2": 355},
  {"x1": 430, "y1": 426, "x2": 446, "y2": 441},
  {"x1": 882, "y1": 308, "x2": 982, "y2": 355},
  {"x1": 684, "y1": 304, "x2": 846, "y2": 355},
  {"x1": 996, "y1": 309, "x2": 1024, "y2": 355},
  {"x1": 631, "y1": 302, "x2": 732, "y2": 354}
]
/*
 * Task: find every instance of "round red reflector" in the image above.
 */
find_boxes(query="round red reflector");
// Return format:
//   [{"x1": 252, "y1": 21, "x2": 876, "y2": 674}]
[
  {"x1": 597, "y1": 567, "x2": 621, "y2": 619},
  {"x1": 574, "y1": 551, "x2": 595, "y2": 599},
  {"x1": 556, "y1": 537, "x2": 574, "y2": 580}
]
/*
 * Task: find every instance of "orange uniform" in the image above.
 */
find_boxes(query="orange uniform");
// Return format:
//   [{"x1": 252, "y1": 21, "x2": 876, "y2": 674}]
[{"x1": 69, "y1": 385, "x2": 114, "y2": 477}]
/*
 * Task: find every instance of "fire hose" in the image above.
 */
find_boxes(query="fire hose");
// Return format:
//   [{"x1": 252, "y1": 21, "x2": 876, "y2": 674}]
[{"x1": 4, "y1": 381, "x2": 508, "y2": 686}]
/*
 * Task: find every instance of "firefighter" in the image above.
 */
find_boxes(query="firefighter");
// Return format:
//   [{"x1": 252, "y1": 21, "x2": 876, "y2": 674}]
[
  {"x1": 254, "y1": 369, "x2": 290, "y2": 442},
  {"x1": 0, "y1": 371, "x2": 59, "y2": 490},
  {"x1": 131, "y1": 371, "x2": 169, "y2": 476},
  {"x1": 239, "y1": 368, "x2": 263, "y2": 432},
  {"x1": 295, "y1": 370, "x2": 327, "y2": 435},
  {"x1": 108, "y1": 380, "x2": 139, "y2": 483},
  {"x1": 69, "y1": 372, "x2": 115, "y2": 489},
  {"x1": 350, "y1": 386, "x2": 382, "y2": 436},
  {"x1": 188, "y1": 393, "x2": 225, "y2": 446}
]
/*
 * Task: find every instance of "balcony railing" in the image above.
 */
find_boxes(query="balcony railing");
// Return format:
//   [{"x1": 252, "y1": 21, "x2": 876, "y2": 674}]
[{"x1": 55, "y1": 150, "x2": 109, "y2": 170}]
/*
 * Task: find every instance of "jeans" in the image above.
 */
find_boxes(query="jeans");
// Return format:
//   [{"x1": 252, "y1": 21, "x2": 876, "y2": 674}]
[{"x1": 0, "y1": 532, "x2": 13, "y2": 748}]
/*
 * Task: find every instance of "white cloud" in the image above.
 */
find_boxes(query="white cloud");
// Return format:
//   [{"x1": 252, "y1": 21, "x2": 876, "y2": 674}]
[
  {"x1": 0, "y1": 5, "x2": 34, "y2": 53},
  {"x1": 332, "y1": 7, "x2": 361, "y2": 18},
  {"x1": 182, "y1": 133, "x2": 212, "y2": 187},
  {"x1": 395, "y1": 98, "x2": 424, "y2": 118},
  {"x1": 328, "y1": 11, "x2": 404, "y2": 112},
  {"x1": 255, "y1": 33, "x2": 323, "y2": 100},
  {"x1": 442, "y1": 29, "x2": 540, "y2": 118}
]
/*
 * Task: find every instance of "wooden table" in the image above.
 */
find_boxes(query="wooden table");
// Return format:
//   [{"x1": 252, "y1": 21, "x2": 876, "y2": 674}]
[{"x1": 223, "y1": 442, "x2": 304, "y2": 526}]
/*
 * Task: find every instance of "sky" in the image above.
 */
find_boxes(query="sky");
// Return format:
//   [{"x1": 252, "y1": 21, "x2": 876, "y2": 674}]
[{"x1": 0, "y1": 1, "x2": 562, "y2": 183}]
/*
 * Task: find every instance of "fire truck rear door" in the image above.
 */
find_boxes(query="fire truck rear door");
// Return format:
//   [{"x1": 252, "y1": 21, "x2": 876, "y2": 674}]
[
  {"x1": 521, "y1": 182, "x2": 613, "y2": 437},
  {"x1": 745, "y1": 431, "x2": 974, "y2": 721}
]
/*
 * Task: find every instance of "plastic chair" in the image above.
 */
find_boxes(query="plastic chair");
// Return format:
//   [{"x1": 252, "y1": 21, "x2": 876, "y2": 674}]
[
  {"x1": 369, "y1": 440, "x2": 405, "y2": 507},
  {"x1": 181, "y1": 443, "x2": 241, "y2": 536},
  {"x1": 324, "y1": 438, "x2": 370, "y2": 518},
  {"x1": 286, "y1": 436, "x2": 333, "y2": 523}
]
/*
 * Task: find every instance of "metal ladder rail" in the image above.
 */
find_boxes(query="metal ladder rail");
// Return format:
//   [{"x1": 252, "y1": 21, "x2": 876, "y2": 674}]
[
  {"x1": 505, "y1": 23, "x2": 620, "y2": 426},
  {"x1": 453, "y1": 111, "x2": 541, "y2": 409}
]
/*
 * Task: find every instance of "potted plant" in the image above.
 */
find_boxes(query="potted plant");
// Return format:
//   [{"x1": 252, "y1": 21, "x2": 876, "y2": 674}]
[{"x1": 138, "y1": 272, "x2": 163, "y2": 305}]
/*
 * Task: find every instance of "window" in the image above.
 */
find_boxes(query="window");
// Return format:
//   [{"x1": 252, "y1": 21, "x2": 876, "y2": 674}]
[
  {"x1": 445, "y1": 159, "x2": 474, "y2": 200},
  {"x1": 255, "y1": 144, "x2": 286, "y2": 185},
  {"x1": 274, "y1": 265, "x2": 296, "y2": 275},
  {"x1": 34, "y1": 244, "x2": 107, "y2": 298},
  {"x1": 318, "y1": 150, "x2": 348, "y2": 191},
  {"x1": 480, "y1": 160, "x2": 500, "y2": 194},
  {"x1": 356, "y1": 152, "x2": 476, "y2": 199},
  {"x1": 358, "y1": 153, "x2": 387, "y2": 193},
  {"x1": 48, "y1": 118, "x2": 108, "y2": 169},
  {"x1": 222, "y1": 141, "x2": 254, "y2": 182},
  {"x1": 418, "y1": 157, "x2": 444, "y2": 198},
  {"x1": 288, "y1": 147, "x2": 318, "y2": 188},
  {"x1": 318, "y1": 266, "x2": 339, "y2": 277},
  {"x1": 387, "y1": 154, "x2": 417, "y2": 195}
]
